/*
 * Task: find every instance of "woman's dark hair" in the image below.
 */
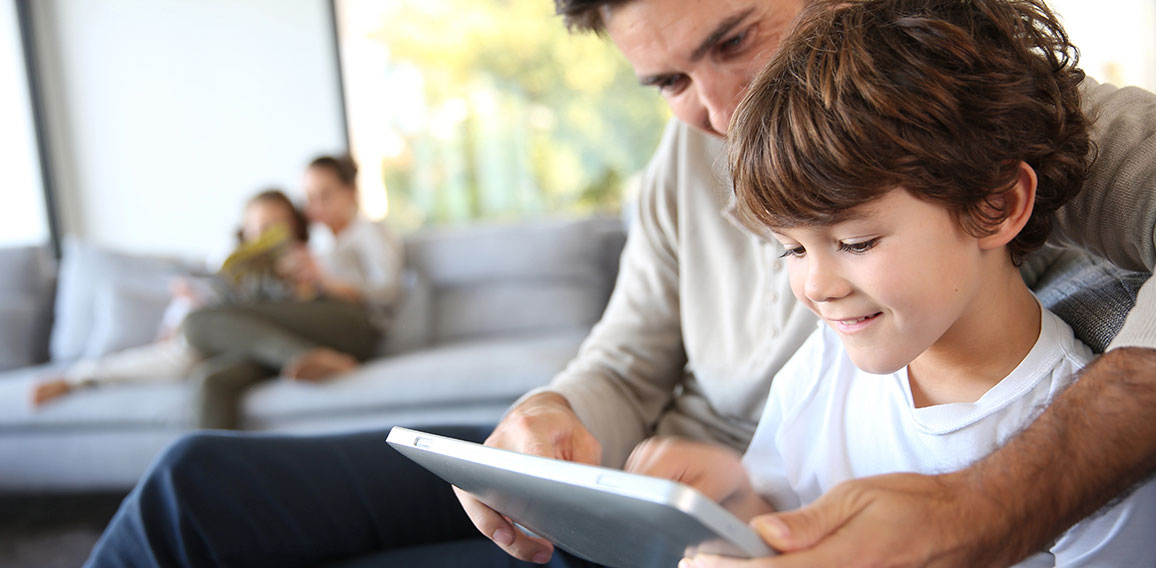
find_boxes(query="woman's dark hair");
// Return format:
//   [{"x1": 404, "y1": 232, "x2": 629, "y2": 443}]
[
  {"x1": 308, "y1": 154, "x2": 359, "y2": 189},
  {"x1": 729, "y1": 0, "x2": 1092, "y2": 264},
  {"x1": 240, "y1": 189, "x2": 310, "y2": 244}
]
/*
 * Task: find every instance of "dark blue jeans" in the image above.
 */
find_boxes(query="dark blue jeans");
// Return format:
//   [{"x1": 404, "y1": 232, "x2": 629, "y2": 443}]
[{"x1": 85, "y1": 426, "x2": 600, "y2": 567}]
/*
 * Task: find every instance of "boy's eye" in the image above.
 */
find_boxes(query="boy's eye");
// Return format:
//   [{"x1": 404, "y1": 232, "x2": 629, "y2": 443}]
[
  {"x1": 839, "y1": 238, "x2": 880, "y2": 254},
  {"x1": 778, "y1": 246, "x2": 806, "y2": 258}
]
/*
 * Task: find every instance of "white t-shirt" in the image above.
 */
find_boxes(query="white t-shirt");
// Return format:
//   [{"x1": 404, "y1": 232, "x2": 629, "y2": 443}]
[{"x1": 743, "y1": 305, "x2": 1156, "y2": 566}]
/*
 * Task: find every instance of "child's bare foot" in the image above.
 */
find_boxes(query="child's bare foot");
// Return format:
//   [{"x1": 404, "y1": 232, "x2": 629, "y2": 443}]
[
  {"x1": 31, "y1": 378, "x2": 73, "y2": 407},
  {"x1": 283, "y1": 348, "x2": 358, "y2": 382}
]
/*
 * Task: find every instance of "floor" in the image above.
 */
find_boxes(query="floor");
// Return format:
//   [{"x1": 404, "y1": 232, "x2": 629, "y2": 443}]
[{"x1": 0, "y1": 492, "x2": 125, "y2": 568}]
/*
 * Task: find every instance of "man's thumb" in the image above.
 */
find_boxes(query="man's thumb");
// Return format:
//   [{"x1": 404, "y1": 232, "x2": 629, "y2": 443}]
[{"x1": 751, "y1": 497, "x2": 844, "y2": 552}]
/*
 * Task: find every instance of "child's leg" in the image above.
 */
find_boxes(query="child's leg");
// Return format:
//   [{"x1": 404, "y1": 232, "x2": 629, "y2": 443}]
[
  {"x1": 67, "y1": 338, "x2": 204, "y2": 386},
  {"x1": 32, "y1": 339, "x2": 203, "y2": 407}
]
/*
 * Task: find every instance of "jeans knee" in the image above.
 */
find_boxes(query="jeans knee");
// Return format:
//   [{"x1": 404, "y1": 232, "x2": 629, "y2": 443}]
[{"x1": 151, "y1": 432, "x2": 233, "y2": 479}]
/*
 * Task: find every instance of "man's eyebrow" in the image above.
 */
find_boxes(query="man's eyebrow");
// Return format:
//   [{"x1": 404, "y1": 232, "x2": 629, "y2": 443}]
[
  {"x1": 690, "y1": 8, "x2": 755, "y2": 62},
  {"x1": 637, "y1": 8, "x2": 757, "y2": 87}
]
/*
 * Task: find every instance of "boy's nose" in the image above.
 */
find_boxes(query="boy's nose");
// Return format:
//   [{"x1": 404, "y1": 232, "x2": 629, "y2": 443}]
[{"x1": 804, "y1": 260, "x2": 852, "y2": 304}]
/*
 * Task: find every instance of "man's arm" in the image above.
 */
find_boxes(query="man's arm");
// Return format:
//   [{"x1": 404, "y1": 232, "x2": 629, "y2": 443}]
[
  {"x1": 1055, "y1": 78, "x2": 1156, "y2": 274},
  {"x1": 455, "y1": 120, "x2": 692, "y2": 562},
  {"x1": 508, "y1": 118, "x2": 693, "y2": 467}
]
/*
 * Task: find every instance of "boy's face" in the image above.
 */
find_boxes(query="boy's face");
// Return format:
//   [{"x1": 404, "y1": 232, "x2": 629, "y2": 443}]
[{"x1": 770, "y1": 189, "x2": 987, "y2": 374}]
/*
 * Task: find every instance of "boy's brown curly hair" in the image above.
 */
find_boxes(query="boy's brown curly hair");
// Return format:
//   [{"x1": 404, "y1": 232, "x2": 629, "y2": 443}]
[{"x1": 730, "y1": 0, "x2": 1092, "y2": 264}]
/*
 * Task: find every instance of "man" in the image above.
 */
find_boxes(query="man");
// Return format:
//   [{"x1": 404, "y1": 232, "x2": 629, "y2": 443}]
[{"x1": 88, "y1": 1, "x2": 1156, "y2": 566}]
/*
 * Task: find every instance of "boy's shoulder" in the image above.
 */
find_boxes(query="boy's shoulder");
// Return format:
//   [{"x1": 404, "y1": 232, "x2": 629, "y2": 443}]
[{"x1": 1036, "y1": 305, "x2": 1095, "y2": 380}]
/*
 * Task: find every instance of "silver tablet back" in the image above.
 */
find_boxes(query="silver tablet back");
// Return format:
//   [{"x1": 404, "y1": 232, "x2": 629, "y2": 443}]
[{"x1": 387, "y1": 427, "x2": 774, "y2": 568}]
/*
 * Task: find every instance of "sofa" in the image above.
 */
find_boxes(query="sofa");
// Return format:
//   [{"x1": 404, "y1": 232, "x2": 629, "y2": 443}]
[
  {"x1": 0, "y1": 217, "x2": 626, "y2": 493},
  {"x1": 0, "y1": 215, "x2": 1148, "y2": 495}
]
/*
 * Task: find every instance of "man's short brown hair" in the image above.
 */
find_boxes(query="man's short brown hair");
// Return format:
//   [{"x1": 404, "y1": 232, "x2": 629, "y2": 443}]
[
  {"x1": 729, "y1": 0, "x2": 1091, "y2": 263},
  {"x1": 553, "y1": 0, "x2": 630, "y2": 34}
]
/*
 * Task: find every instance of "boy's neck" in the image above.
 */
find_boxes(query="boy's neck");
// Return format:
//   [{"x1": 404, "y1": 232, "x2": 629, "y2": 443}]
[{"x1": 907, "y1": 261, "x2": 1042, "y2": 408}]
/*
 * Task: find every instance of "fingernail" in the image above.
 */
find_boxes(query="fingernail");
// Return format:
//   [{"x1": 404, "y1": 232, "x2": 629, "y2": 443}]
[
  {"x1": 679, "y1": 558, "x2": 698, "y2": 568},
  {"x1": 756, "y1": 516, "x2": 790, "y2": 540},
  {"x1": 532, "y1": 551, "x2": 552, "y2": 564},
  {"x1": 493, "y1": 528, "x2": 514, "y2": 546}
]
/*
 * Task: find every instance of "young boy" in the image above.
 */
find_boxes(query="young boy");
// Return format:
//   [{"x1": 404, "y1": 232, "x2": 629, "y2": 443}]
[{"x1": 626, "y1": 0, "x2": 1156, "y2": 565}]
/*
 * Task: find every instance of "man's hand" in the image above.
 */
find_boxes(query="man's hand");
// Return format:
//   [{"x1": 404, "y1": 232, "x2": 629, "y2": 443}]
[
  {"x1": 626, "y1": 437, "x2": 773, "y2": 522},
  {"x1": 681, "y1": 472, "x2": 1005, "y2": 568},
  {"x1": 454, "y1": 391, "x2": 601, "y2": 564}
]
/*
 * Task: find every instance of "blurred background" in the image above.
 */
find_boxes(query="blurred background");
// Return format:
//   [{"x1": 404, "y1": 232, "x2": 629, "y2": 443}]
[
  {"x1": 3, "y1": 0, "x2": 1151, "y2": 260},
  {"x1": 0, "y1": 2, "x2": 1153, "y2": 566}
]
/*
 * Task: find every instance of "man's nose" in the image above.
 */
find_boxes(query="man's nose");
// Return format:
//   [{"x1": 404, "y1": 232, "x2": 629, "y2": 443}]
[{"x1": 697, "y1": 77, "x2": 742, "y2": 135}]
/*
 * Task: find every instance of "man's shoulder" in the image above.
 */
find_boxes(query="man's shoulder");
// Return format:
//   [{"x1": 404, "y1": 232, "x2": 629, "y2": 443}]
[{"x1": 644, "y1": 119, "x2": 727, "y2": 187}]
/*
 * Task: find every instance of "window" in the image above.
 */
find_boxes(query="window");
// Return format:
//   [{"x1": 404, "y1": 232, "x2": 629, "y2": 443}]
[
  {"x1": 0, "y1": 0, "x2": 50, "y2": 247},
  {"x1": 333, "y1": 0, "x2": 669, "y2": 231},
  {"x1": 1049, "y1": 0, "x2": 1156, "y2": 91}
]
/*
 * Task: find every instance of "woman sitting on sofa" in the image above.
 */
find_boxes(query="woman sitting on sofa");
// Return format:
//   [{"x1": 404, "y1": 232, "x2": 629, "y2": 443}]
[{"x1": 179, "y1": 154, "x2": 404, "y2": 429}]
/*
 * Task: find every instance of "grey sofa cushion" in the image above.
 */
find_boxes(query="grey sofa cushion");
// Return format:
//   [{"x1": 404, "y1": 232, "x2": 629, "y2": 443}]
[
  {"x1": 0, "y1": 245, "x2": 55, "y2": 370},
  {"x1": 1026, "y1": 246, "x2": 1149, "y2": 353},
  {"x1": 51, "y1": 239, "x2": 188, "y2": 362},
  {"x1": 242, "y1": 330, "x2": 590, "y2": 429},
  {"x1": 0, "y1": 364, "x2": 191, "y2": 429},
  {"x1": 405, "y1": 218, "x2": 623, "y2": 343},
  {"x1": 378, "y1": 268, "x2": 434, "y2": 356},
  {"x1": 84, "y1": 280, "x2": 172, "y2": 359},
  {"x1": 0, "y1": 303, "x2": 47, "y2": 372}
]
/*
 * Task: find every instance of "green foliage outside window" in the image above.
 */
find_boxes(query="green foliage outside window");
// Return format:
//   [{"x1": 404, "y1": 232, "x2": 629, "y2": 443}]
[{"x1": 360, "y1": 0, "x2": 669, "y2": 229}]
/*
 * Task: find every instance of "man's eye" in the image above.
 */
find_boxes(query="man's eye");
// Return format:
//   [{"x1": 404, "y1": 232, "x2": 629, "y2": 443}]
[
  {"x1": 719, "y1": 30, "x2": 748, "y2": 55},
  {"x1": 839, "y1": 238, "x2": 879, "y2": 254},
  {"x1": 655, "y1": 75, "x2": 688, "y2": 94},
  {"x1": 779, "y1": 246, "x2": 805, "y2": 258}
]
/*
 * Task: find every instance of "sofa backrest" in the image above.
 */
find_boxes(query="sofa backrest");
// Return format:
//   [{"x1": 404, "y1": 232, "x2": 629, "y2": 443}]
[
  {"x1": 0, "y1": 245, "x2": 57, "y2": 370},
  {"x1": 1026, "y1": 245, "x2": 1150, "y2": 353},
  {"x1": 392, "y1": 217, "x2": 626, "y2": 349},
  {"x1": 50, "y1": 238, "x2": 194, "y2": 363}
]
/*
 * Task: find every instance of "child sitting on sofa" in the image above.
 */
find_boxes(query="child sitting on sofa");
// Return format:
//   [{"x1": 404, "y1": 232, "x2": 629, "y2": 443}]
[
  {"x1": 626, "y1": 0, "x2": 1156, "y2": 565},
  {"x1": 30, "y1": 189, "x2": 311, "y2": 407}
]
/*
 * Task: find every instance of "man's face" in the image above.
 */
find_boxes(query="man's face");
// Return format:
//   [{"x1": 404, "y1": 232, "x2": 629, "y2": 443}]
[
  {"x1": 770, "y1": 189, "x2": 989, "y2": 375},
  {"x1": 603, "y1": 0, "x2": 804, "y2": 137}
]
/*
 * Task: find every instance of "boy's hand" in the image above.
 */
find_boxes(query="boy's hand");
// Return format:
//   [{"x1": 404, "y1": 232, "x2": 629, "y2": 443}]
[
  {"x1": 453, "y1": 392, "x2": 602, "y2": 564},
  {"x1": 626, "y1": 437, "x2": 773, "y2": 521}
]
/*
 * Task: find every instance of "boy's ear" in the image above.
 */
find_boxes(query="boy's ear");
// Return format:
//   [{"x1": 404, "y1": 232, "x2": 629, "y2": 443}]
[{"x1": 978, "y1": 162, "x2": 1037, "y2": 251}]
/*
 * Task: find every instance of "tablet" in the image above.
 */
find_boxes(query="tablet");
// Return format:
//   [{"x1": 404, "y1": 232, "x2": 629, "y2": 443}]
[{"x1": 386, "y1": 427, "x2": 775, "y2": 568}]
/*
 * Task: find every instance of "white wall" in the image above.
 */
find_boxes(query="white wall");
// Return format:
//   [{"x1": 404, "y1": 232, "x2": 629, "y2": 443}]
[
  {"x1": 1049, "y1": 0, "x2": 1156, "y2": 91},
  {"x1": 33, "y1": 0, "x2": 346, "y2": 259},
  {"x1": 0, "y1": 0, "x2": 49, "y2": 247}
]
